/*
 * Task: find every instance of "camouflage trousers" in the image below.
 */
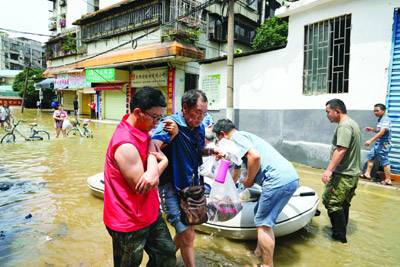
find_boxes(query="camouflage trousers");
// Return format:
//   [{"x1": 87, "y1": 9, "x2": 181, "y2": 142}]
[
  {"x1": 322, "y1": 172, "x2": 359, "y2": 214},
  {"x1": 107, "y1": 214, "x2": 176, "y2": 267}
]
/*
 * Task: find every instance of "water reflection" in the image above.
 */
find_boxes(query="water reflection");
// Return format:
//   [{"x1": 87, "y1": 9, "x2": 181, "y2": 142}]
[{"x1": 0, "y1": 109, "x2": 399, "y2": 266}]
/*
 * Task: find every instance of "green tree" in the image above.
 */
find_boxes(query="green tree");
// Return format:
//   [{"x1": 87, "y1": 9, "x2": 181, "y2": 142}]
[
  {"x1": 252, "y1": 17, "x2": 288, "y2": 50},
  {"x1": 12, "y1": 68, "x2": 55, "y2": 108}
]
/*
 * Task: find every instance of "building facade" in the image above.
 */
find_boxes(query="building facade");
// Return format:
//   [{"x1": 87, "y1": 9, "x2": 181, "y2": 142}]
[
  {"x1": 199, "y1": 0, "x2": 400, "y2": 171},
  {"x1": 0, "y1": 32, "x2": 46, "y2": 70},
  {"x1": 44, "y1": 0, "x2": 275, "y2": 118},
  {"x1": 0, "y1": 70, "x2": 23, "y2": 106}
]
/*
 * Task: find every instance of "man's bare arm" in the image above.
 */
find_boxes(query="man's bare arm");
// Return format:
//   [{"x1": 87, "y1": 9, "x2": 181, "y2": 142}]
[
  {"x1": 114, "y1": 143, "x2": 144, "y2": 191},
  {"x1": 242, "y1": 148, "x2": 261, "y2": 188},
  {"x1": 322, "y1": 146, "x2": 347, "y2": 184}
]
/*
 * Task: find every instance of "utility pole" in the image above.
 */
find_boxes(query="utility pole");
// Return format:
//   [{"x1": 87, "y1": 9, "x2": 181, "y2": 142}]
[
  {"x1": 21, "y1": 66, "x2": 30, "y2": 113},
  {"x1": 261, "y1": 0, "x2": 266, "y2": 24},
  {"x1": 226, "y1": 0, "x2": 235, "y2": 121}
]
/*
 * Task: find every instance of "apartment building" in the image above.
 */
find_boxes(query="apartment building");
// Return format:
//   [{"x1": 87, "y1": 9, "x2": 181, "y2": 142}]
[{"x1": 0, "y1": 32, "x2": 45, "y2": 70}]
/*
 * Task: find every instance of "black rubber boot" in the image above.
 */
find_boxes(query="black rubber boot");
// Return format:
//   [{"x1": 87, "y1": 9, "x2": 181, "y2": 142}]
[
  {"x1": 343, "y1": 205, "x2": 350, "y2": 226},
  {"x1": 328, "y1": 210, "x2": 347, "y2": 243}
]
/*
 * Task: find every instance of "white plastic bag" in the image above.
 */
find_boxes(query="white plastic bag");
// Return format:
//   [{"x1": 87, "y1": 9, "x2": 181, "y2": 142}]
[
  {"x1": 207, "y1": 160, "x2": 242, "y2": 222},
  {"x1": 217, "y1": 138, "x2": 243, "y2": 166},
  {"x1": 62, "y1": 119, "x2": 72, "y2": 130},
  {"x1": 199, "y1": 156, "x2": 219, "y2": 178}
]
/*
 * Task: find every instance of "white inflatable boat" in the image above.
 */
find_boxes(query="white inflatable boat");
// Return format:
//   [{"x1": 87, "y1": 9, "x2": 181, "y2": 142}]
[
  {"x1": 87, "y1": 172, "x2": 104, "y2": 199},
  {"x1": 87, "y1": 173, "x2": 319, "y2": 239}
]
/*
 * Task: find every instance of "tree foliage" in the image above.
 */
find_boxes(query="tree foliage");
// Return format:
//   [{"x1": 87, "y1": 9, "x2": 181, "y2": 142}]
[
  {"x1": 252, "y1": 17, "x2": 288, "y2": 50},
  {"x1": 12, "y1": 68, "x2": 56, "y2": 108},
  {"x1": 61, "y1": 33, "x2": 77, "y2": 53}
]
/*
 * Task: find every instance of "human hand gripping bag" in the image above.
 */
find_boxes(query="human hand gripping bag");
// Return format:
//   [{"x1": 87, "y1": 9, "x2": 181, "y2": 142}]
[{"x1": 207, "y1": 159, "x2": 242, "y2": 222}]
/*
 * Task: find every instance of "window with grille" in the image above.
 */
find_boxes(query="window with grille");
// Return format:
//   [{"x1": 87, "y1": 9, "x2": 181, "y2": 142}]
[{"x1": 303, "y1": 14, "x2": 351, "y2": 95}]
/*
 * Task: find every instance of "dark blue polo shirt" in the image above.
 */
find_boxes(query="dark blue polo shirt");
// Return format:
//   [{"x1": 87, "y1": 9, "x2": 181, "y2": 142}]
[{"x1": 152, "y1": 112, "x2": 205, "y2": 191}]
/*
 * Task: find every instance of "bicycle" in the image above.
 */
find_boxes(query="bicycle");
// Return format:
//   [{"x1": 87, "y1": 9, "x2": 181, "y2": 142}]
[
  {"x1": 67, "y1": 119, "x2": 93, "y2": 138},
  {"x1": 1, "y1": 120, "x2": 50, "y2": 144}
]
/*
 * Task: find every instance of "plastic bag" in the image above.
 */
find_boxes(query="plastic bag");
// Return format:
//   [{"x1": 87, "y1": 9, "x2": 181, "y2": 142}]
[
  {"x1": 199, "y1": 156, "x2": 219, "y2": 178},
  {"x1": 62, "y1": 119, "x2": 72, "y2": 130},
  {"x1": 217, "y1": 138, "x2": 243, "y2": 166},
  {"x1": 207, "y1": 159, "x2": 242, "y2": 222}
]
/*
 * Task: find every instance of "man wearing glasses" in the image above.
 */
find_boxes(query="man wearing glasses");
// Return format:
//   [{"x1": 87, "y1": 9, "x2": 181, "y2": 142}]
[
  {"x1": 152, "y1": 89, "x2": 222, "y2": 267},
  {"x1": 103, "y1": 87, "x2": 176, "y2": 267}
]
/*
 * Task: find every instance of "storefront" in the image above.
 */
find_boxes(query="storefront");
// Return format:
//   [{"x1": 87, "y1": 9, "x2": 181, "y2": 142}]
[
  {"x1": 86, "y1": 68, "x2": 129, "y2": 120},
  {"x1": 81, "y1": 88, "x2": 95, "y2": 116},
  {"x1": 68, "y1": 72, "x2": 91, "y2": 116},
  {"x1": 55, "y1": 74, "x2": 75, "y2": 112}
]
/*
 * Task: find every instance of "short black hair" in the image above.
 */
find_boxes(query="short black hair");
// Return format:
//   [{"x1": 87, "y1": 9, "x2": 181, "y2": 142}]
[
  {"x1": 130, "y1": 87, "x2": 166, "y2": 112},
  {"x1": 212, "y1": 119, "x2": 236, "y2": 134},
  {"x1": 181, "y1": 89, "x2": 207, "y2": 109},
  {"x1": 374, "y1": 103, "x2": 386, "y2": 111},
  {"x1": 326, "y1": 98, "x2": 347, "y2": 114}
]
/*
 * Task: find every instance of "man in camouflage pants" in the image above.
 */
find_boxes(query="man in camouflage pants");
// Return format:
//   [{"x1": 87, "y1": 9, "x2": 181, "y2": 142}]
[{"x1": 322, "y1": 99, "x2": 361, "y2": 243}]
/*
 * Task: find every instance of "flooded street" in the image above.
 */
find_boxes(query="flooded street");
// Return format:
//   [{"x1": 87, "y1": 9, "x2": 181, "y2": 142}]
[{"x1": 1, "y1": 109, "x2": 399, "y2": 267}]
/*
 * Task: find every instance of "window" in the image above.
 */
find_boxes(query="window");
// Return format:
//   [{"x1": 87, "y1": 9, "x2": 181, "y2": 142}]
[
  {"x1": 234, "y1": 20, "x2": 256, "y2": 46},
  {"x1": 246, "y1": 0, "x2": 258, "y2": 11},
  {"x1": 185, "y1": 73, "x2": 199, "y2": 92},
  {"x1": 81, "y1": 3, "x2": 162, "y2": 42},
  {"x1": 303, "y1": 14, "x2": 351, "y2": 95}
]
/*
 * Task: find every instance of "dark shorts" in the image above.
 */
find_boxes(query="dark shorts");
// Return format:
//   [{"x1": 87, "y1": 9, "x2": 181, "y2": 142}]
[{"x1": 106, "y1": 214, "x2": 176, "y2": 267}]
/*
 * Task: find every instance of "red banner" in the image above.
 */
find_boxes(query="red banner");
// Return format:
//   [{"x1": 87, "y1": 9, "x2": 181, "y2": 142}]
[
  {"x1": 167, "y1": 67, "x2": 175, "y2": 115},
  {"x1": 0, "y1": 98, "x2": 22, "y2": 106}
]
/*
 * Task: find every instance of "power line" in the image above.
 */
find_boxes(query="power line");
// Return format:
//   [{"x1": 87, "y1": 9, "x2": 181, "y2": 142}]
[{"x1": 0, "y1": 27, "x2": 52, "y2": 37}]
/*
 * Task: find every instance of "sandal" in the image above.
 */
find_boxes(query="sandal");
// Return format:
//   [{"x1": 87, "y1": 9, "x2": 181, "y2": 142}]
[
  {"x1": 381, "y1": 180, "x2": 393, "y2": 186},
  {"x1": 360, "y1": 174, "x2": 371, "y2": 180}
]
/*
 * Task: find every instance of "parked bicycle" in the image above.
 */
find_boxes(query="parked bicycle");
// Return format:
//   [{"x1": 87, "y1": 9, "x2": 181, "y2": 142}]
[
  {"x1": 67, "y1": 119, "x2": 93, "y2": 138},
  {"x1": 1, "y1": 120, "x2": 50, "y2": 144}
]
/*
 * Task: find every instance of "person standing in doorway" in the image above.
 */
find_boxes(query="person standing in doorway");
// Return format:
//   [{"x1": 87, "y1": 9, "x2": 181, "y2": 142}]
[
  {"x1": 104, "y1": 87, "x2": 176, "y2": 267},
  {"x1": 323, "y1": 99, "x2": 361, "y2": 243},
  {"x1": 73, "y1": 96, "x2": 79, "y2": 117},
  {"x1": 362, "y1": 103, "x2": 392, "y2": 185},
  {"x1": 89, "y1": 100, "x2": 96, "y2": 119}
]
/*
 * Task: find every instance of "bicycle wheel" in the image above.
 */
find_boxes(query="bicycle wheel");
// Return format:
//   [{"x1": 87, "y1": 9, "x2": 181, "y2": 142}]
[
  {"x1": 1, "y1": 133, "x2": 16, "y2": 144},
  {"x1": 84, "y1": 128, "x2": 93, "y2": 138},
  {"x1": 34, "y1": 130, "x2": 50, "y2": 140},
  {"x1": 67, "y1": 128, "x2": 81, "y2": 137}
]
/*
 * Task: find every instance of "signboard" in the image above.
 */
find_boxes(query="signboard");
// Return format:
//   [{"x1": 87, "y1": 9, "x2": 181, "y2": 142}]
[
  {"x1": 201, "y1": 74, "x2": 220, "y2": 110},
  {"x1": 131, "y1": 68, "x2": 168, "y2": 88},
  {"x1": 167, "y1": 68, "x2": 175, "y2": 115},
  {"x1": 86, "y1": 68, "x2": 115, "y2": 83},
  {"x1": 69, "y1": 73, "x2": 90, "y2": 89},
  {"x1": 55, "y1": 74, "x2": 69, "y2": 89},
  {"x1": 0, "y1": 98, "x2": 22, "y2": 106}
]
